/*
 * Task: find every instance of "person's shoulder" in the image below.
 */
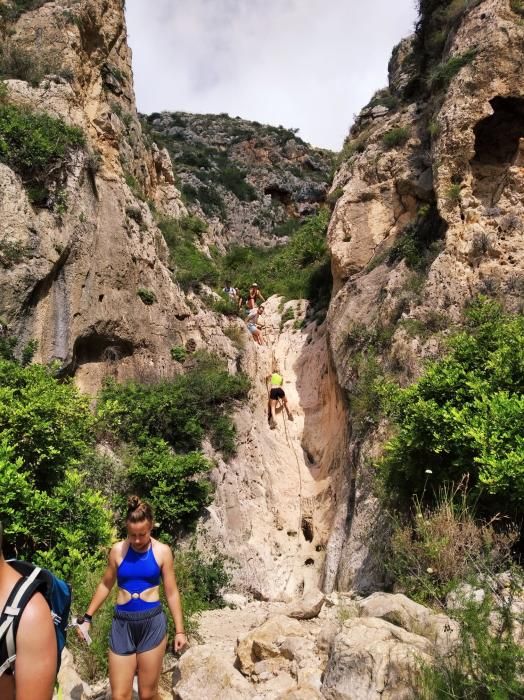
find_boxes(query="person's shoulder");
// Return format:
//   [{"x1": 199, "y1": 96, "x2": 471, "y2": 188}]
[
  {"x1": 17, "y1": 590, "x2": 51, "y2": 629},
  {"x1": 152, "y1": 538, "x2": 172, "y2": 562}
]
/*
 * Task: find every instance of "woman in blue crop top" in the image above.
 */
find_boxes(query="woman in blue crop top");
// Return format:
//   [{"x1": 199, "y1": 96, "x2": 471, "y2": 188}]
[{"x1": 77, "y1": 496, "x2": 187, "y2": 700}]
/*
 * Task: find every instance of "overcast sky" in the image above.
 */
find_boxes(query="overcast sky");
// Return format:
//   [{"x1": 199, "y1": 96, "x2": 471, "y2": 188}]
[{"x1": 125, "y1": 1, "x2": 417, "y2": 151}]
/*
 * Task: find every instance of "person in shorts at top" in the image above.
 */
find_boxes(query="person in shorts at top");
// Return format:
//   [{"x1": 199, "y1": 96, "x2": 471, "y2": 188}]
[
  {"x1": 246, "y1": 283, "x2": 265, "y2": 309},
  {"x1": 246, "y1": 305, "x2": 265, "y2": 345}
]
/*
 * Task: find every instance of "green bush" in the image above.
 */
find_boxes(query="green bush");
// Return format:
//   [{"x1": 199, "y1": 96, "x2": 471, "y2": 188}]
[
  {"x1": 126, "y1": 440, "x2": 212, "y2": 539},
  {"x1": 222, "y1": 208, "x2": 332, "y2": 309},
  {"x1": 429, "y1": 49, "x2": 477, "y2": 91},
  {"x1": 421, "y1": 585, "x2": 524, "y2": 698},
  {"x1": 171, "y1": 548, "x2": 230, "y2": 634},
  {"x1": 137, "y1": 287, "x2": 156, "y2": 305},
  {"x1": 0, "y1": 429, "x2": 112, "y2": 579},
  {"x1": 382, "y1": 127, "x2": 410, "y2": 149},
  {"x1": 348, "y1": 353, "x2": 386, "y2": 437},
  {"x1": 387, "y1": 204, "x2": 446, "y2": 272},
  {"x1": 97, "y1": 352, "x2": 250, "y2": 458},
  {"x1": 446, "y1": 183, "x2": 462, "y2": 204},
  {"x1": 0, "y1": 103, "x2": 84, "y2": 201},
  {"x1": 159, "y1": 216, "x2": 218, "y2": 290},
  {"x1": 0, "y1": 359, "x2": 94, "y2": 488},
  {"x1": 171, "y1": 345, "x2": 187, "y2": 362},
  {"x1": 511, "y1": 0, "x2": 524, "y2": 16},
  {"x1": 387, "y1": 483, "x2": 517, "y2": 605},
  {"x1": 0, "y1": 0, "x2": 51, "y2": 23},
  {"x1": 379, "y1": 298, "x2": 524, "y2": 516}
]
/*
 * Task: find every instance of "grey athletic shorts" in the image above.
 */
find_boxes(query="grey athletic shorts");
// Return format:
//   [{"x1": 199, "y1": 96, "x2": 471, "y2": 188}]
[{"x1": 109, "y1": 605, "x2": 167, "y2": 655}]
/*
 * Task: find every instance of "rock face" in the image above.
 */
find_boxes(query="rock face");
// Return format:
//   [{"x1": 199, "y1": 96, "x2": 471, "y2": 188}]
[
  {"x1": 324, "y1": 0, "x2": 524, "y2": 591},
  {"x1": 0, "y1": 0, "x2": 189, "y2": 393},
  {"x1": 168, "y1": 593, "x2": 456, "y2": 700},
  {"x1": 143, "y1": 111, "x2": 334, "y2": 248},
  {"x1": 196, "y1": 296, "x2": 349, "y2": 601}
]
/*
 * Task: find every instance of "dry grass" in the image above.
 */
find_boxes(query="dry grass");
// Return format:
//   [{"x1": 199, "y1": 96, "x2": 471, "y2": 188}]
[{"x1": 388, "y1": 478, "x2": 517, "y2": 605}]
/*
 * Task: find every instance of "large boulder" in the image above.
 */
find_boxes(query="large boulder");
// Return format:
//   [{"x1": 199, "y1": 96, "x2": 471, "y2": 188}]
[
  {"x1": 357, "y1": 592, "x2": 459, "y2": 653},
  {"x1": 172, "y1": 645, "x2": 252, "y2": 700},
  {"x1": 236, "y1": 614, "x2": 303, "y2": 676},
  {"x1": 321, "y1": 617, "x2": 432, "y2": 700},
  {"x1": 285, "y1": 590, "x2": 325, "y2": 620}
]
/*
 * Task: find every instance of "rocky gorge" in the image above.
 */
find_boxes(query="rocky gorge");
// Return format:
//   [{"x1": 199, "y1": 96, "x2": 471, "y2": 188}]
[{"x1": 1, "y1": 0, "x2": 523, "y2": 698}]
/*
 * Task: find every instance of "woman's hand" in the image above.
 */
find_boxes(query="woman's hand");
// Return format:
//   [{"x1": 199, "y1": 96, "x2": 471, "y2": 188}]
[
  {"x1": 76, "y1": 620, "x2": 92, "y2": 644},
  {"x1": 174, "y1": 632, "x2": 187, "y2": 653}
]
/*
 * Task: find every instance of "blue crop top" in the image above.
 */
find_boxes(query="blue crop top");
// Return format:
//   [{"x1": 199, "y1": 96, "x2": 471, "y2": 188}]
[{"x1": 116, "y1": 544, "x2": 162, "y2": 612}]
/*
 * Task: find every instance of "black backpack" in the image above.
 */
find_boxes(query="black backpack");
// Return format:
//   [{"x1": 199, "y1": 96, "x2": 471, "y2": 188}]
[{"x1": 0, "y1": 561, "x2": 71, "y2": 676}]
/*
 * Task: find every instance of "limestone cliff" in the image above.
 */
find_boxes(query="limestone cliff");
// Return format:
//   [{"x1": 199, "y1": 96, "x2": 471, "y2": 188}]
[
  {"x1": 325, "y1": 0, "x2": 524, "y2": 591},
  {"x1": 143, "y1": 111, "x2": 334, "y2": 249},
  {"x1": 0, "y1": 0, "x2": 188, "y2": 394}
]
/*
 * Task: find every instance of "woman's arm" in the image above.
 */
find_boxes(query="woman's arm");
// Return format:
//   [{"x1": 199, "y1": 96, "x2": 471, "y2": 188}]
[
  {"x1": 160, "y1": 546, "x2": 187, "y2": 652},
  {"x1": 77, "y1": 546, "x2": 118, "y2": 639}
]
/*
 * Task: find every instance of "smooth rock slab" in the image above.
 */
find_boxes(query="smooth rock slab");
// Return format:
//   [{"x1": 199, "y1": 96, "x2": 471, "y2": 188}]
[{"x1": 321, "y1": 616, "x2": 432, "y2": 700}]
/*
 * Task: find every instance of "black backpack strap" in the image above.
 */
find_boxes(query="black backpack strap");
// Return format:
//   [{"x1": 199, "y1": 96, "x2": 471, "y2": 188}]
[{"x1": 0, "y1": 566, "x2": 42, "y2": 676}]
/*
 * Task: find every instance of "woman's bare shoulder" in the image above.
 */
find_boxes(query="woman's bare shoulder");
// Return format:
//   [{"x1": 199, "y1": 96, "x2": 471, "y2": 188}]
[{"x1": 152, "y1": 538, "x2": 172, "y2": 563}]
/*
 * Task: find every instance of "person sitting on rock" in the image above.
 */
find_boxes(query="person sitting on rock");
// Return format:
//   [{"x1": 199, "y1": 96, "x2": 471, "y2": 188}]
[
  {"x1": 0, "y1": 523, "x2": 57, "y2": 700},
  {"x1": 268, "y1": 372, "x2": 292, "y2": 429},
  {"x1": 246, "y1": 283, "x2": 265, "y2": 309},
  {"x1": 246, "y1": 305, "x2": 265, "y2": 345}
]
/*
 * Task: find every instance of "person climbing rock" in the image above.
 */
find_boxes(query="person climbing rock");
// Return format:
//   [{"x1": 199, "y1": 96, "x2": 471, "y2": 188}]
[
  {"x1": 246, "y1": 283, "x2": 265, "y2": 309},
  {"x1": 246, "y1": 305, "x2": 265, "y2": 345},
  {"x1": 0, "y1": 523, "x2": 57, "y2": 700},
  {"x1": 268, "y1": 372, "x2": 292, "y2": 429},
  {"x1": 223, "y1": 280, "x2": 239, "y2": 304},
  {"x1": 77, "y1": 497, "x2": 187, "y2": 700}
]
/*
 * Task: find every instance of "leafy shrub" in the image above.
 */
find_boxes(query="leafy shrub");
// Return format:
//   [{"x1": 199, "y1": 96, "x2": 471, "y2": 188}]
[
  {"x1": 159, "y1": 216, "x2": 218, "y2": 290},
  {"x1": 171, "y1": 345, "x2": 187, "y2": 362},
  {"x1": 510, "y1": 0, "x2": 524, "y2": 16},
  {"x1": 348, "y1": 353, "x2": 386, "y2": 437},
  {"x1": 98, "y1": 352, "x2": 250, "y2": 458},
  {"x1": 222, "y1": 208, "x2": 331, "y2": 309},
  {"x1": 137, "y1": 287, "x2": 156, "y2": 305},
  {"x1": 339, "y1": 136, "x2": 366, "y2": 162},
  {"x1": 0, "y1": 0, "x2": 51, "y2": 23},
  {"x1": 446, "y1": 183, "x2": 462, "y2": 203},
  {"x1": 223, "y1": 325, "x2": 245, "y2": 350},
  {"x1": 271, "y1": 217, "x2": 302, "y2": 238},
  {"x1": 0, "y1": 103, "x2": 84, "y2": 201},
  {"x1": 387, "y1": 203, "x2": 446, "y2": 272},
  {"x1": 0, "y1": 40, "x2": 63, "y2": 85},
  {"x1": 420, "y1": 583, "x2": 524, "y2": 698},
  {"x1": 0, "y1": 359, "x2": 94, "y2": 488},
  {"x1": 216, "y1": 165, "x2": 257, "y2": 201},
  {"x1": 30, "y1": 468, "x2": 114, "y2": 579},
  {"x1": 126, "y1": 439, "x2": 212, "y2": 539},
  {"x1": 0, "y1": 239, "x2": 28, "y2": 267},
  {"x1": 429, "y1": 49, "x2": 477, "y2": 91},
  {"x1": 172, "y1": 548, "x2": 230, "y2": 634},
  {"x1": 379, "y1": 298, "x2": 524, "y2": 516},
  {"x1": 67, "y1": 563, "x2": 116, "y2": 681},
  {"x1": 382, "y1": 127, "x2": 410, "y2": 149}
]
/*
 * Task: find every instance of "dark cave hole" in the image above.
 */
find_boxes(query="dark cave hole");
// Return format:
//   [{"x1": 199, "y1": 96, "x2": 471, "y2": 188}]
[
  {"x1": 73, "y1": 332, "x2": 133, "y2": 366},
  {"x1": 264, "y1": 185, "x2": 292, "y2": 205},
  {"x1": 471, "y1": 96, "x2": 524, "y2": 206},
  {"x1": 304, "y1": 558, "x2": 315, "y2": 566},
  {"x1": 301, "y1": 518, "x2": 314, "y2": 542}
]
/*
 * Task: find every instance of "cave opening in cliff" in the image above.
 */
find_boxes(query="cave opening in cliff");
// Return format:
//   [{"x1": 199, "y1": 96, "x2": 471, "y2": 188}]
[
  {"x1": 73, "y1": 333, "x2": 134, "y2": 367},
  {"x1": 301, "y1": 518, "x2": 314, "y2": 542},
  {"x1": 471, "y1": 96, "x2": 524, "y2": 206},
  {"x1": 264, "y1": 185, "x2": 292, "y2": 205}
]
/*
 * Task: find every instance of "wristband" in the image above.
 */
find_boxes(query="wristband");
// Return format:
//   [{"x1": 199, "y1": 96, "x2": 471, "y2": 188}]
[
  {"x1": 81, "y1": 613, "x2": 93, "y2": 624},
  {"x1": 175, "y1": 631, "x2": 185, "y2": 635}
]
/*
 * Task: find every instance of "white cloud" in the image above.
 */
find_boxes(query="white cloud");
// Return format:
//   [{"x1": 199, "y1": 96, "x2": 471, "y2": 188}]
[{"x1": 125, "y1": 0, "x2": 417, "y2": 150}]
